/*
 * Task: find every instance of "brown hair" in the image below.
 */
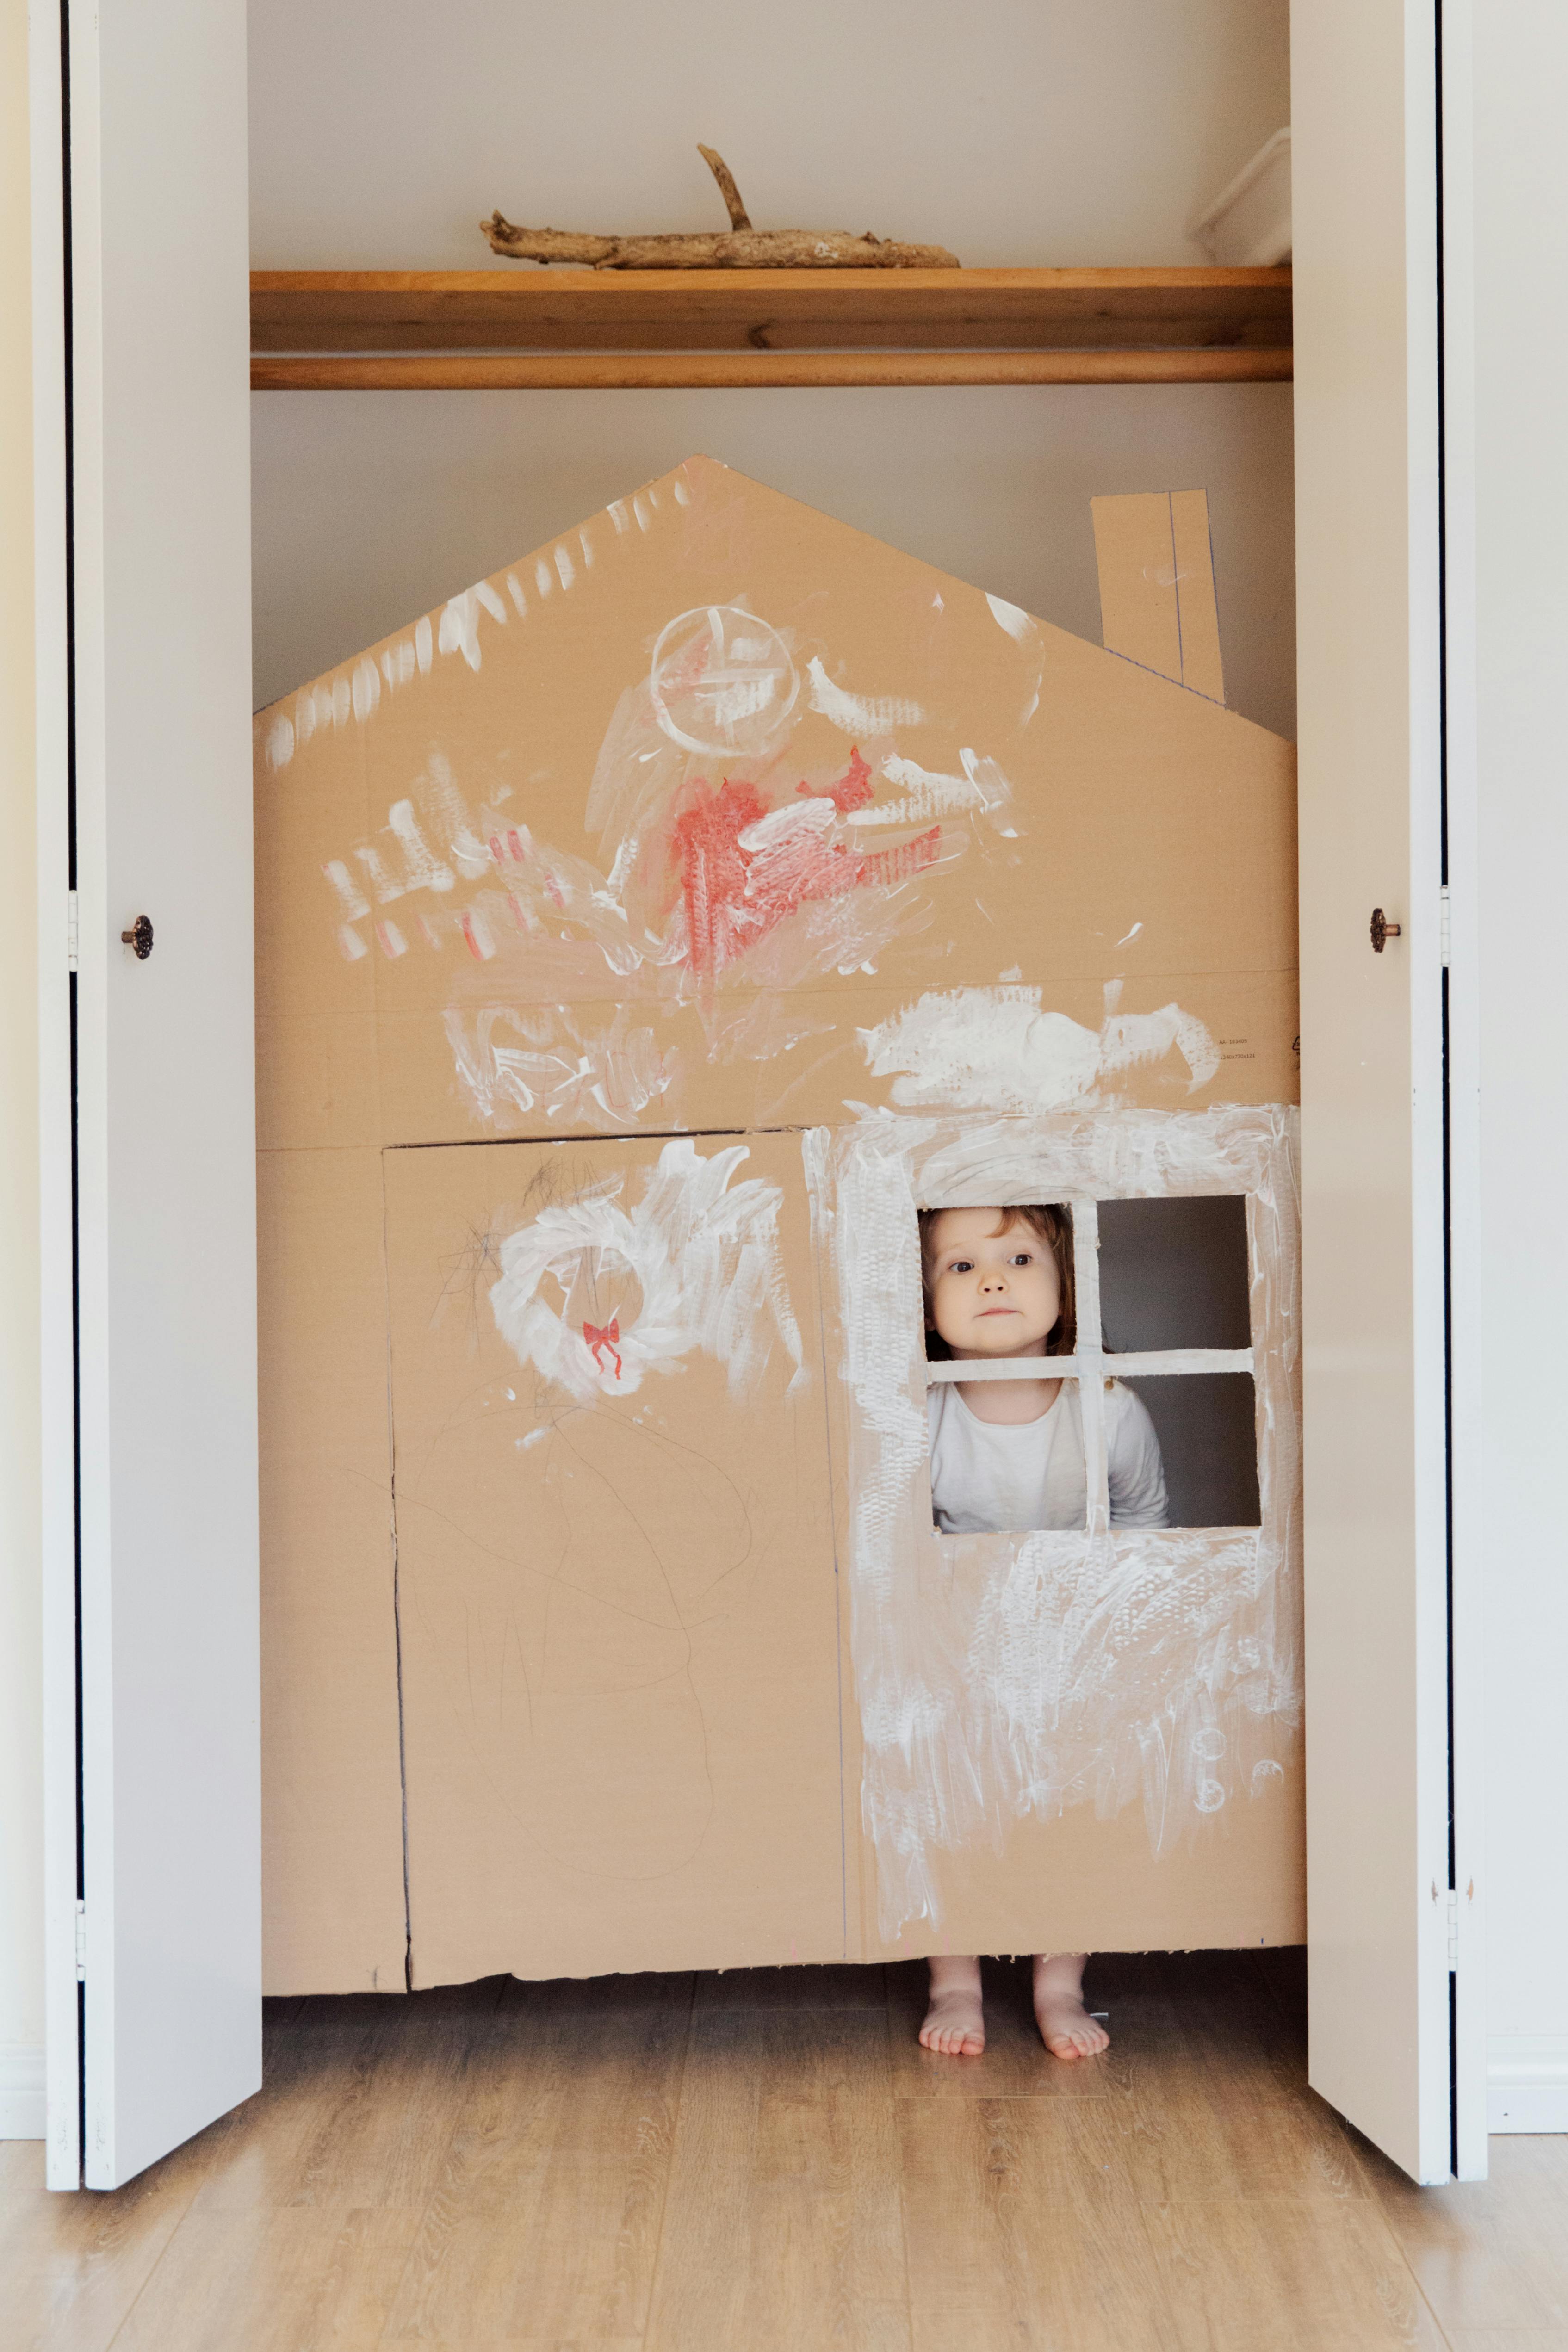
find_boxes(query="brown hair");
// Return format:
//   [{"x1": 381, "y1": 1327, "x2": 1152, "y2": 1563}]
[{"x1": 917, "y1": 1204, "x2": 1077, "y2": 1358}]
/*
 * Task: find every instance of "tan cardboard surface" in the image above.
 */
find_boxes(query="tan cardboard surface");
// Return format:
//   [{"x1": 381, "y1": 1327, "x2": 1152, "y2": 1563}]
[
  {"x1": 258, "y1": 1145, "x2": 407, "y2": 1992},
  {"x1": 384, "y1": 1133, "x2": 846, "y2": 1982},
  {"x1": 1094, "y1": 491, "x2": 1184, "y2": 686},
  {"x1": 815, "y1": 1104, "x2": 1303, "y2": 1961},
  {"x1": 254, "y1": 456, "x2": 1302, "y2": 1987},
  {"x1": 1169, "y1": 488, "x2": 1227, "y2": 704},
  {"x1": 1092, "y1": 488, "x2": 1226, "y2": 705},
  {"x1": 860, "y1": 1790, "x2": 1305, "y2": 1960},
  {"x1": 258, "y1": 459, "x2": 1293, "y2": 1151}
]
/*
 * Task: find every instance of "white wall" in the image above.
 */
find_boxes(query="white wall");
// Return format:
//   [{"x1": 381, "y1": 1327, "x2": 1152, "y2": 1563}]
[
  {"x1": 249, "y1": 0, "x2": 1289, "y2": 273},
  {"x1": 248, "y1": 0, "x2": 1295, "y2": 732},
  {"x1": 0, "y1": 0, "x2": 45, "y2": 2137},
  {"x1": 1463, "y1": 0, "x2": 1568, "y2": 2132},
  {"x1": 252, "y1": 384, "x2": 1296, "y2": 733}
]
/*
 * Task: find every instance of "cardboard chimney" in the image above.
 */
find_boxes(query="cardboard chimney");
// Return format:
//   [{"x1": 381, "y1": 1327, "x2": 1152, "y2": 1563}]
[{"x1": 254, "y1": 458, "x2": 1302, "y2": 1993}]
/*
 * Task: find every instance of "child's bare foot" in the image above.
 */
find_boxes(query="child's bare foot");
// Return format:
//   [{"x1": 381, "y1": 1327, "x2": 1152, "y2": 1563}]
[
  {"x1": 920, "y1": 1954, "x2": 985, "y2": 2056},
  {"x1": 1033, "y1": 1951, "x2": 1108, "y2": 2061}
]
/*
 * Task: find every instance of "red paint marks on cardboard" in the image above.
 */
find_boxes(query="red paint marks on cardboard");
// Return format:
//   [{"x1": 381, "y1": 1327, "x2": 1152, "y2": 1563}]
[
  {"x1": 670, "y1": 773, "x2": 939, "y2": 980},
  {"x1": 799, "y1": 746, "x2": 875, "y2": 814}
]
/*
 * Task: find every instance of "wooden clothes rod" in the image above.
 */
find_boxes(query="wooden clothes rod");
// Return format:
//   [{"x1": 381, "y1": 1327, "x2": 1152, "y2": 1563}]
[{"x1": 252, "y1": 347, "x2": 1292, "y2": 390}]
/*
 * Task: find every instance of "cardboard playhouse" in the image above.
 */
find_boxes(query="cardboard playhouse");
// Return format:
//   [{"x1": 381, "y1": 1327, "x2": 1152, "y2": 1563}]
[{"x1": 254, "y1": 457, "x2": 1302, "y2": 1994}]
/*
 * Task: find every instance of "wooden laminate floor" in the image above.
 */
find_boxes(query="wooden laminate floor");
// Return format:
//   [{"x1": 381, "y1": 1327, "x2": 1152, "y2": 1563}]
[{"x1": 6, "y1": 1950, "x2": 1563, "y2": 2351}]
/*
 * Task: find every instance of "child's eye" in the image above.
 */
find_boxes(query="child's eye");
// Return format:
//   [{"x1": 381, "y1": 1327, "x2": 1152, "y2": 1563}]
[
  {"x1": 949, "y1": 1258, "x2": 973, "y2": 1274},
  {"x1": 1010, "y1": 1252, "x2": 1033, "y2": 1265}
]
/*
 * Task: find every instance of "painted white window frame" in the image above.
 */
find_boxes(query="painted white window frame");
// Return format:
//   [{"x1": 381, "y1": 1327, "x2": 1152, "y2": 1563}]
[
  {"x1": 924, "y1": 1193, "x2": 1266, "y2": 1537},
  {"x1": 813, "y1": 1107, "x2": 1302, "y2": 1936}
]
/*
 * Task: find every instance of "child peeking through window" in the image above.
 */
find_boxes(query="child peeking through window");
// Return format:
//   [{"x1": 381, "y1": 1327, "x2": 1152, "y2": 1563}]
[{"x1": 917, "y1": 1203, "x2": 1169, "y2": 2063}]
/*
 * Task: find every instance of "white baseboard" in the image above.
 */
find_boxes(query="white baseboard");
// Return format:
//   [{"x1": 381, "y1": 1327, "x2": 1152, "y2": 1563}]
[
  {"x1": 0, "y1": 2043, "x2": 45, "y2": 2140},
  {"x1": 1489, "y1": 2036, "x2": 1568, "y2": 2132}
]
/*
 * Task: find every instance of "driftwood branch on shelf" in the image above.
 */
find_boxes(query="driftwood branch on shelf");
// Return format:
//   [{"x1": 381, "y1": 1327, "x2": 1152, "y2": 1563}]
[
  {"x1": 696, "y1": 144, "x2": 751, "y2": 232},
  {"x1": 481, "y1": 144, "x2": 960, "y2": 271}
]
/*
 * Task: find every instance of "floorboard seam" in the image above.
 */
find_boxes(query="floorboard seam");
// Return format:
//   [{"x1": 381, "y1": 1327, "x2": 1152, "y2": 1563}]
[
  {"x1": 637, "y1": 1968, "x2": 699, "y2": 2350},
  {"x1": 368, "y1": 2012, "x2": 475, "y2": 2352},
  {"x1": 886, "y1": 1969, "x2": 919, "y2": 2344},
  {"x1": 1380, "y1": 2220, "x2": 1458, "y2": 2352},
  {"x1": 1329, "y1": 2111, "x2": 1460, "y2": 2352},
  {"x1": 98, "y1": 2169, "x2": 206, "y2": 2352}
]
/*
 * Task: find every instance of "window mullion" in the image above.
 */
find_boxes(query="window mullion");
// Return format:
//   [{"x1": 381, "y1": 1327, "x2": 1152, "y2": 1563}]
[{"x1": 1072, "y1": 1199, "x2": 1110, "y2": 1535}]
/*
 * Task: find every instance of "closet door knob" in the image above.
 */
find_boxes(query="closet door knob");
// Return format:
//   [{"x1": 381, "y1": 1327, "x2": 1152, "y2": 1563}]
[
  {"x1": 1370, "y1": 907, "x2": 1401, "y2": 953},
  {"x1": 120, "y1": 915, "x2": 154, "y2": 959}
]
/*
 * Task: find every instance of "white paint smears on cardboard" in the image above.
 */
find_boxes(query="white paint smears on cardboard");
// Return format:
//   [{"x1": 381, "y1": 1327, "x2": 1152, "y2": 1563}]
[
  {"x1": 317, "y1": 613, "x2": 978, "y2": 1024},
  {"x1": 251, "y1": 455, "x2": 1303, "y2": 1987},
  {"x1": 490, "y1": 1137, "x2": 806, "y2": 1405},
  {"x1": 806, "y1": 1105, "x2": 1301, "y2": 1935},
  {"x1": 859, "y1": 986, "x2": 1222, "y2": 1113}
]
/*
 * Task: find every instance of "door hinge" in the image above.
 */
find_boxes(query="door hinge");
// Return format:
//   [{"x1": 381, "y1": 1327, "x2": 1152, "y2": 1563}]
[
  {"x1": 67, "y1": 890, "x2": 79, "y2": 972},
  {"x1": 1447, "y1": 1887, "x2": 1459, "y2": 1969},
  {"x1": 1439, "y1": 883, "x2": 1451, "y2": 969},
  {"x1": 74, "y1": 1899, "x2": 86, "y2": 1981}
]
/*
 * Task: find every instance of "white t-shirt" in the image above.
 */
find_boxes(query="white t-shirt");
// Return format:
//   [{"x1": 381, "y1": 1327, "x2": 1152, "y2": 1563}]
[{"x1": 926, "y1": 1378, "x2": 1170, "y2": 1535}]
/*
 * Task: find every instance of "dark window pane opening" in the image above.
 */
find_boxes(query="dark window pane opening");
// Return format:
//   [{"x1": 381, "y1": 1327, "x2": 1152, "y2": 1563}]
[
  {"x1": 1114, "y1": 1372, "x2": 1261, "y2": 1529},
  {"x1": 1097, "y1": 1195, "x2": 1252, "y2": 1354}
]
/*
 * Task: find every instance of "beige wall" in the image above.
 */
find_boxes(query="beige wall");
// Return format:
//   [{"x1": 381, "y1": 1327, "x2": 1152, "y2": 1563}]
[
  {"x1": 248, "y1": 0, "x2": 1289, "y2": 273},
  {"x1": 253, "y1": 383, "x2": 1297, "y2": 738},
  {"x1": 248, "y1": 0, "x2": 1295, "y2": 734},
  {"x1": 0, "y1": 0, "x2": 44, "y2": 2117}
]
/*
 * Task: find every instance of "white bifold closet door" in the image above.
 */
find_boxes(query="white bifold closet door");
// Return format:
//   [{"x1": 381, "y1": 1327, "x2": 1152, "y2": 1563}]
[
  {"x1": 1293, "y1": 0, "x2": 1484, "y2": 2183},
  {"x1": 35, "y1": 0, "x2": 259, "y2": 2188}
]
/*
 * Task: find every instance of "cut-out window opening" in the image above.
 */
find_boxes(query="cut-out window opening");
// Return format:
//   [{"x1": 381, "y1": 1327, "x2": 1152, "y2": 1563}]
[{"x1": 919, "y1": 1195, "x2": 1260, "y2": 1534}]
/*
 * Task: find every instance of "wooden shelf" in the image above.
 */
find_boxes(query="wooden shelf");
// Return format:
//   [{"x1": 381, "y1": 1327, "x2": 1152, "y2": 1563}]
[{"x1": 250, "y1": 266, "x2": 1292, "y2": 390}]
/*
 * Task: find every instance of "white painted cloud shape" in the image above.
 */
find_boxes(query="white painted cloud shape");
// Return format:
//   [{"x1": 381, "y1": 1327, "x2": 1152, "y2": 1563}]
[{"x1": 859, "y1": 986, "x2": 1221, "y2": 1112}]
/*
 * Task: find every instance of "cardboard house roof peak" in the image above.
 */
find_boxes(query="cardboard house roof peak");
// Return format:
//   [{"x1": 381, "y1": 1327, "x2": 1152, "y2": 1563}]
[{"x1": 255, "y1": 452, "x2": 1297, "y2": 1147}]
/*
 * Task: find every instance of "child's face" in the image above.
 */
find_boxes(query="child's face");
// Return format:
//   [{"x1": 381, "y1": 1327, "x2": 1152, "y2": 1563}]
[{"x1": 923, "y1": 1207, "x2": 1063, "y2": 1358}]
